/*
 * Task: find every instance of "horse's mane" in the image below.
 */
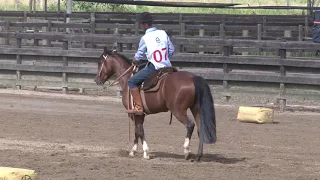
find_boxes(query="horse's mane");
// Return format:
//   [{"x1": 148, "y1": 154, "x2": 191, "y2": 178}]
[
  {"x1": 100, "y1": 49, "x2": 132, "y2": 65},
  {"x1": 116, "y1": 53, "x2": 132, "y2": 65}
]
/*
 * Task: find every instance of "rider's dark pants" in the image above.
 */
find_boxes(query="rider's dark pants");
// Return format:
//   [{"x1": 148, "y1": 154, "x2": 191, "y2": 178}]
[{"x1": 128, "y1": 62, "x2": 157, "y2": 89}]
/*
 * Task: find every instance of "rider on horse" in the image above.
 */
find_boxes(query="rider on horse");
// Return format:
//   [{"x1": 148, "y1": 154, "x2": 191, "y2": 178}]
[{"x1": 126, "y1": 12, "x2": 175, "y2": 115}]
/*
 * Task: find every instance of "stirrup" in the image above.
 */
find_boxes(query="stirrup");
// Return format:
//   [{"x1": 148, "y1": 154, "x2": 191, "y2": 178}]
[{"x1": 126, "y1": 107, "x2": 144, "y2": 115}]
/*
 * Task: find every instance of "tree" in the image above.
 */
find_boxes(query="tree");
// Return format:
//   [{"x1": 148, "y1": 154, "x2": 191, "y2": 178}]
[{"x1": 307, "y1": 0, "x2": 320, "y2": 16}]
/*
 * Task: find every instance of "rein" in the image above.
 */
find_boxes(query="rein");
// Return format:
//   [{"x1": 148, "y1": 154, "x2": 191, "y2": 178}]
[
  {"x1": 108, "y1": 64, "x2": 135, "y2": 88},
  {"x1": 101, "y1": 54, "x2": 136, "y2": 89}
]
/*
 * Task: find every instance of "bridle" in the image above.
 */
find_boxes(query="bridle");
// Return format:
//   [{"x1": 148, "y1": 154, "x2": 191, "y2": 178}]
[{"x1": 98, "y1": 53, "x2": 136, "y2": 89}]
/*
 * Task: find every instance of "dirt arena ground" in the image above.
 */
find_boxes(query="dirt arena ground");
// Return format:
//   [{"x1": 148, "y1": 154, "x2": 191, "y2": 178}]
[{"x1": 0, "y1": 91, "x2": 319, "y2": 180}]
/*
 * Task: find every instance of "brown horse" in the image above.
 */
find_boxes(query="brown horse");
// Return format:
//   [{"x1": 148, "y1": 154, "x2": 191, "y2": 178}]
[{"x1": 95, "y1": 47, "x2": 216, "y2": 161}]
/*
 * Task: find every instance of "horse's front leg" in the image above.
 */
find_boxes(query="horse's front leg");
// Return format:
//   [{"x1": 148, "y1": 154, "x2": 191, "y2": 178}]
[
  {"x1": 129, "y1": 127, "x2": 139, "y2": 157},
  {"x1": 134, "y1": 115, "x2": 150, "y2": 159}
]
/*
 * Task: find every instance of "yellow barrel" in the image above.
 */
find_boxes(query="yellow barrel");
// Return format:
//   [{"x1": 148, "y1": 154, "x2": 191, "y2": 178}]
[
  {"x1": 237, "y1": 106, "x2": 274, "y2": 124},
  {"x1": 0, "y1": 167, "x2": 37, "y2": 180}
]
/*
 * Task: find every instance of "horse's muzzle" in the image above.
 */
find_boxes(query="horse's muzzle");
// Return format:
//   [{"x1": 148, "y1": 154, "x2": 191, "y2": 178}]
[{"x1": 94, "y1": 77, "x2": 103, "y2": 85}]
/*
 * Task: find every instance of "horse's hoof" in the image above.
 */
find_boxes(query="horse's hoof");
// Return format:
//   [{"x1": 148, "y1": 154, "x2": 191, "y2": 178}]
[
  {"x1": 129, "y1": 151, "x2": 135, "y2": 157},
  {"x1": 143, "y1": 153, "x2": 151, "y2": 160},
  {"x1": 191, "y1": 156, "x2": 202, "y2": 162},
  {"x1": 143, "y1": 156, "x2": 150, "y2": 160},
  {"x1": 195, "y1": 156, "x2": 202, "y2": 162},
  {"x1": 185, "y1": 153, "x2": 192, "y2": 160}
]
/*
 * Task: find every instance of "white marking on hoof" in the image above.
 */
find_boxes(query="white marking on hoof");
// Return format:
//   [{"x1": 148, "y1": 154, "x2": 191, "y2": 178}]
[
  {"x1": 142, "y1": 141, "x2": 150, "y2": 159},
  {"x1": 129, "y1": 151, "x2": 135, "y2": 157},
  {"x1": 183, "y1": 138, "x2": 190, "y2": 148},
  {"x1": 129, "y1": 143, "x2": 138, "y2": 157},
  {"x1": 143, "y1": 152, "x2": 150, "y2": 160},
  {"x1": 183, "y1": 138, "x2": 191, "y2": 154}
]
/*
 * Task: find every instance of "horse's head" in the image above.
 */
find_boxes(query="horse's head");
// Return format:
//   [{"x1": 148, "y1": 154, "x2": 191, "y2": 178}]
[{"x1": 95, "y1": 47, "x2": 118, "y2": 85}]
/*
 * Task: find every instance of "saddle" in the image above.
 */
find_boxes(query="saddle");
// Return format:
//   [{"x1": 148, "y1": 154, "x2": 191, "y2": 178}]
[
  {"x1": 140, "y1": 67, "x2": 178, "y2": 92},
  {"x1": 131, "y1": 65, "x2": 178, "y2": 115}
]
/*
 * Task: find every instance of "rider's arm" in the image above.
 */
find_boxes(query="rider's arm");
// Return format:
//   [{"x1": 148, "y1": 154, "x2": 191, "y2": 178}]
[
  {"x1": 167, "y1": 36, "x2": 175, "y2": 57},
  {"x1": 134, "y1": 38, "x2": 147, "y2": 61}
]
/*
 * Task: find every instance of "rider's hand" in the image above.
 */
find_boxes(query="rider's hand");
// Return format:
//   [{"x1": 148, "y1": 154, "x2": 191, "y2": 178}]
[{"x1": 132, "y1": 57, "x2": 137, "y2": 65}]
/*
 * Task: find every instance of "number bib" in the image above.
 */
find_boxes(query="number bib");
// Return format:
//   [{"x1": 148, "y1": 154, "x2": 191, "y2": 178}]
[{"x1": 142, "y1": 30, "x2": 172, "y2": 70}]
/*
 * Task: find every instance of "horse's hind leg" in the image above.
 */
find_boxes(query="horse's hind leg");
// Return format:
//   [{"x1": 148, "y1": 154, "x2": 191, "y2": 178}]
[
  {"x1": 171, "y1": 110, "x2": 195, "y2": 160},
  {"x1": 191, "y1": 105, "x2": 203, "y2": 162}
]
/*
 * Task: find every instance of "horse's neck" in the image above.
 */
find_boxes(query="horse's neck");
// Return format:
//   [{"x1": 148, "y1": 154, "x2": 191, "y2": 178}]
[
  {"x1": 114, "y1": 61, "x2": 131, "y2": 108},
  {"x1": 113, "y1": 60, "x2": 131, "y2": 90}
]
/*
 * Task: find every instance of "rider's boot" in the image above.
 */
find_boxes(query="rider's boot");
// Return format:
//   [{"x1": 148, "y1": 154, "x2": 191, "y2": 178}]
[{"x1": 126, "y1": 87, "x2": 144, "y2": 115}]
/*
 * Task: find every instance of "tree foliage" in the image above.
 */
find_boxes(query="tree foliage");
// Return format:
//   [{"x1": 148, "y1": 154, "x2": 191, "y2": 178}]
[
  {"x1": 61, "y1": 0, "x2": 129, "y2": 12},
  {"x1": 307, "y1": 0, "x2": 320, "y2": 15}
]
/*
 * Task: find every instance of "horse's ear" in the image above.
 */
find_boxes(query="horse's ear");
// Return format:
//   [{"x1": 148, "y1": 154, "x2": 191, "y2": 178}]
[{"x1": 103, "y1": 47, "x2": 108, "y2": 54}]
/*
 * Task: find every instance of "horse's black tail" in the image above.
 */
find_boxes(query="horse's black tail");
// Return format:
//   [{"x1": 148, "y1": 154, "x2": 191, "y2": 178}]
[{"x1": 193, "y1": 76, "x2": 217, "y2": 144}]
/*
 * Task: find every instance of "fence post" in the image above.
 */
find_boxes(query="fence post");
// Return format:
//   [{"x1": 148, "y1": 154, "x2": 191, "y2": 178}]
[
  {"x1": 0, "y1": 23, "x2": 4, "y2": 45},
  {"x1": 222, "y1": 46, "x2": 232, "y2": 102},
  {"x1": 262, "y1": 16, "x2": 267, "y2": 37},
  {"x1": 90, "y1": 12, "x2": 96, "y2": 48},
  {"x1": 127, "y1": 17, "x2": 133, "y2": 51},
  {"x1": 135, "y1": 14, "x2": 139, "y2": 36},
  {"x1": 41, "y1": 25, "x2": 47, "y2": 46},
  {"x1": 262, "y1": 16, "x2": 267, "y2": 56},
  {"x1": 134, "y1": 15, "x2": 139, "y2": 50},
  {"x1": 219, "y1": 23, "x2": 225, "y2": 54},
  {"x1": 179, "y1": 22, "x2": 185, "y2": 53},
  {"x1": 16, "y1": 38, "x2": 22, "y2": 90},
  {"x1": 284, "y1": 30, "x2": 292, "y2": 57},
  {"x1": 62, "y1": 41, "x2": 68, "y2": 94},
  {"x1": 278, "y1": 49, "x2": 287, "y2": 112},
  {"x1": 304, "y1": 17, "x2": 309, "y2": 38},
  {"x1": 114, "y1": 25, "x2": 122, "y2": 97},
  {"x1": 219, "y1": 15, "x2": 226, "y2": 54},
  {"x1": 298, "y1": 25, "x2": 303, "y2": 57},
  {"x1": 179, "y1": 14, "x2": 185, "y2": 53},
  {"x1": 257, "y1": 24, "x2": 262, "y2": 55},
  {"x1": 242, "y1": 29, "x2": 249, "y2": 55},
  {"x1": 5, "y1": 20, "x2": 10, "y2": 45},
  {"x1": 47, "y1": 20, "x2": 52, "y2": 47},
  {"x1": 23, "y1": 11, "x2": 28, "y2": 30},
  {"x1": 199, "y1": 24, "x2": 204, "y2": 54}
]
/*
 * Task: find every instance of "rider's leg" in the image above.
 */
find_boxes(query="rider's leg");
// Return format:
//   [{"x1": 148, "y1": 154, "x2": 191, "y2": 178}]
[{"x1": 127, "y1": 63, "x2": 156, "y2": 114}]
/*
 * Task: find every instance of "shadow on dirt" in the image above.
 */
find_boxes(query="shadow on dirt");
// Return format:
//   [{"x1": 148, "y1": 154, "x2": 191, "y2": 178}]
[
  {"x1": 151, "y1": 152, "x2": 246, "y2": 164},
  {"x1": 118, "y1": 149, "x2": 246, "y2": 164}
]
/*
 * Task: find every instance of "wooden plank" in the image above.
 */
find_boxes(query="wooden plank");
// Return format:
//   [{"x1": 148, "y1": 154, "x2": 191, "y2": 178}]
[
  {"x1": 0, "y1": 79, "x2": 106, "y2": 89},
  {"x1": 265, "y1": 26, "x2": 299, "y2": 31},
  {"x1": 0, "y1": 64, "x2": 97, "y2": 74},
  {"x1": 0, "y1": 12, "x2": 311, "y2": 25},
  {"x1": 196, "y1": 71, "x2": 320, "y2": 85},
  {"x1": 224, "y1": 25, "x2": 260, "y2": 31},
  {"x1": 1, "y1": 32, "x2": 320, "y2": 50},
  {"x1": 1, "y1": 66, "x2": 320, "y2": 86},
  {"x1": 52, "y1": 23, "x2": 91, "y2": 29},
  {"x1": 95, "y1": 23, "x2": 134, "y2": 29},
  {"x1": 7, "y1": 22, "x2": 48, "y2": 27},
  {"x1": 185, "y1": 24, "x2": 220, "y2": 31},
  {"x1": 1, "y1": 47, "x2": 320, "y2": 68}
]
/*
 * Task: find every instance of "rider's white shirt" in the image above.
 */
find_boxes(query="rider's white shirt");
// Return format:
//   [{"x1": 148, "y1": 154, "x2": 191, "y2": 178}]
[{"x1": 134, "y1": 27, "x2": 175, "y2": 70}]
